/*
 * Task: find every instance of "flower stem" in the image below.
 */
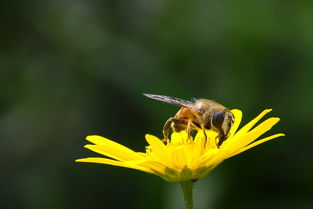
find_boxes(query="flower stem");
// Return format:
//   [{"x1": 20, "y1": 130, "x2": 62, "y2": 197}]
[{"x1": 180, "y1": 180, "x2": 194, "y2": 209}]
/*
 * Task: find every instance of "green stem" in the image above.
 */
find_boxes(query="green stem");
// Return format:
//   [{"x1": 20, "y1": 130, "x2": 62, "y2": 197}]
[{"x1": 180, "y1": 180, "x2": 194, "y2": 209}]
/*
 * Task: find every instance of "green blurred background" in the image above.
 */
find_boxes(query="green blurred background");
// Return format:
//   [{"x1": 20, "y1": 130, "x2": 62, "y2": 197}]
[{"x1": 1, "y1": 0, "x2": 313, "y2": 209}]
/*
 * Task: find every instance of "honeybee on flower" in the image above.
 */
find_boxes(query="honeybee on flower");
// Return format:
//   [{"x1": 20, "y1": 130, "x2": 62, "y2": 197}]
[{"x1": 76, "y1": 94, "x2": 284, "y2": 182}]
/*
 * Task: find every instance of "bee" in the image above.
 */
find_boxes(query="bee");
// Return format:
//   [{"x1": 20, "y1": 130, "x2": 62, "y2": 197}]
[{"x1": 143, "y1": 93, "x2": 235, "y2": 147}]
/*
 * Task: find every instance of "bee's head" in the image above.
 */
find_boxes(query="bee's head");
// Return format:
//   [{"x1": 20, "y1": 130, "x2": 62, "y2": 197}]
[{"x1": 211, "y1": 110, "x2": 235, "y2": 142}]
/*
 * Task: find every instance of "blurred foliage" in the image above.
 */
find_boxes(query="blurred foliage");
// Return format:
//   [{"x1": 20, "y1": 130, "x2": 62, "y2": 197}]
[{"x1": 1, "y1": 0, "x2": 313, "y2": 209}]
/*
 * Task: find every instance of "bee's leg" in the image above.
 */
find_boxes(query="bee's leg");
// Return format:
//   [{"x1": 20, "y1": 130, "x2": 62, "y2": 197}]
[
  {"x1": 214, "y1": 133, "x2": 220, "y2": 147},
  {"x1": 186, "y1": 119, "x2": 192, "y2": 140},
  {"x1": 162, "y1": 118, "x2": 173, "y2": 142},
  {"x1": 217, "y1": 133, "x2": 226, "y2": 147},
  {"x1": 200, "y1": 124, "x2": 208, "y2": 146},
  {"x1": 162, "y1": 117, "x2": 186, "y2": 142}
]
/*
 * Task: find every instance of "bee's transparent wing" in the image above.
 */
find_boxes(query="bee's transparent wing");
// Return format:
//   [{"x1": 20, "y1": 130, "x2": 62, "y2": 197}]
[{"x1": 143, "y1": 93, "x2": 196, "y2": 109}]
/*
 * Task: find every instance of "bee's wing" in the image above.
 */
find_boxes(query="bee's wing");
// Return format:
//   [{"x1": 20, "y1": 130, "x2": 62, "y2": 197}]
[{"x1": 143, "y1": 93, "x2": 198, "y2": 110}]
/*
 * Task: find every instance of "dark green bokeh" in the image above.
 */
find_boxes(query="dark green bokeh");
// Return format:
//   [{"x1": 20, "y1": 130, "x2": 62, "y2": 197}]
[{"x1": 1, "y1": 0, "x2": 313, "y2": 209}]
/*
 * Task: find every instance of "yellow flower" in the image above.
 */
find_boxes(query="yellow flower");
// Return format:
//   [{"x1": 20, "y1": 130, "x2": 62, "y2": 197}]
[{"x1": 76, "y1": 109, "x2": 284, "y2": 182}]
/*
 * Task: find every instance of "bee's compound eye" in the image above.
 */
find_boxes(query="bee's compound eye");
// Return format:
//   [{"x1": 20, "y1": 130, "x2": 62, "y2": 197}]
[{"x1": 212, "y1": 111, "x2": 225, "y2": 129}]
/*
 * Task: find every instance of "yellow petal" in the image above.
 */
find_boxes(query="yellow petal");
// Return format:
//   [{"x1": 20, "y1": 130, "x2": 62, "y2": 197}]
[
  {"x1": 145, "y1": 134, "x2": 167, "y2": 152},
  {"x1": 227, "y1": 133, "x2": 285, "y2": 157},
  {"x1": 84, "y1": 144, "x2": 143, "y2": 161},
  {"x1": 171, "y1": 146, "x2": 192, "y2": 169},
  {"x1": 202, "y1": 151, "x2": 222, "y2": 166},
  {"x1": 241, "y1": 117, "x2": 281, "y2": 146},
  {"x1": 145, "y1": 134, "x2": 173, "y2": 166},
  {"x1": 86, "y1": 135, "x2": 139, "y2": 158},
  {"x1": 225, "y1": 117, "x2": 281, "y2": 156},
  {"x1": 76, "y1": 157, "x2": 152, "y2": 173},
  {"x1": 171, "y1": 131, "x2": 189, "y2": 144},
  {"x1": 228, "y1": 109, "x2": 242, "y2": 138},
  {"x1": 235, "y1": 109, "x2": 272, "y2": 137},
  {"x1": 136, "y1": 160, "x2": 168, "y2": 175}
]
